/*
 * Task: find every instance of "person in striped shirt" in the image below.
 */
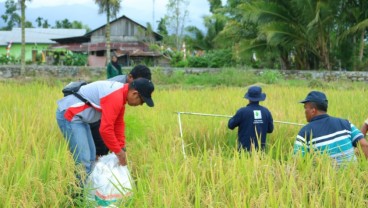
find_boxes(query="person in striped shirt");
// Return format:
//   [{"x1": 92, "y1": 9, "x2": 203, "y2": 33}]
[{"x1": 294, "y1": 91, "x2": 368, "y2": 166}]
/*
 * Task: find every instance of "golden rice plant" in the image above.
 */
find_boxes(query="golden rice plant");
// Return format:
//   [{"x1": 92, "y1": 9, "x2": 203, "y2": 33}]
[{"x1": 1, "y1": 79, "x2": 368, "y2": 207}]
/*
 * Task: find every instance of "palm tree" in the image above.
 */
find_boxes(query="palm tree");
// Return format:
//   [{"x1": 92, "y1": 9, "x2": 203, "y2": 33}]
[
  {"x1": 61, "y1": 18, "x2": 72, "y2": 28},
  {"x1": 337, "y1": 0, "x2": 368, "y2": 68},
  {"x1": 35, "y1": 16, "x2": 43, "y2": 27},
  {"x1": 230, "y1": 0, "x2": 337, "y2": 70},
  {"x1": 42, "y1": 19, "x2": 50, "y2": 28},
  {"x1": 184, "y1": 26, "x2": 207, "y2": 50},
  {"x1": 94, "y1": 0, "x2": 122, "y2": 64},
  {"x1": 19, "y1": 0, "x2": 31, "y2": 75}
]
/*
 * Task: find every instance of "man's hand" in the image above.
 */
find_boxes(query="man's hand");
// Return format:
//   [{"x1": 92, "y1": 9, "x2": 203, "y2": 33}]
[
  {"x1": 115, "y1": 149, "x2": 127, "y2": 166},
  {"x1": 358, "y1": 139, "x2": 368, "y2": 159}
]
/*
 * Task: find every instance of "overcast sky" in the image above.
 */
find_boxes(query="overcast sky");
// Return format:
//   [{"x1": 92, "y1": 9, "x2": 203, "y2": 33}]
[{"x1": 0, "y1": 0, "x2": 217, "y2": 32}]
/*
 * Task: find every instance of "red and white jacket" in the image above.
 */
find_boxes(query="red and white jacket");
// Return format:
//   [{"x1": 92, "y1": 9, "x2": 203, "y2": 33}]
[{"x1": 57, "y1": 81, "x2": 128, "y2": 153}]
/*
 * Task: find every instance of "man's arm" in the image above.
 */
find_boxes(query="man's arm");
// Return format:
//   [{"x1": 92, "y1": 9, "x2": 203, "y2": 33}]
[
  {"x1": 350, "y1": 122, "x2": 368, "y2": 159},
  {"x1": 357, "y1": 139, "x2": 368, "y2": 159},
  {"x1": 228, "y1": 110, "x2": 241, "y2": 130},
  {"x1": 361, "y1": 120, "x2": 368, "y2": 136},
  {"x1": 267, "y1": 111, "x2": 274, "y2": 133}
]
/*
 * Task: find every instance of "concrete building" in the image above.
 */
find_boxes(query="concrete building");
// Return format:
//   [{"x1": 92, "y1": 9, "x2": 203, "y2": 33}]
[{"x1": 0, "y1": 28, "x2": 86, "y2": 62}]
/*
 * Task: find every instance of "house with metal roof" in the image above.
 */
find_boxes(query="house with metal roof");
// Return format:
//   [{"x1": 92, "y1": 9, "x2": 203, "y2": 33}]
[
  {"x1": 0, "y1": 28, "x2": 86, "y2": 61},
  {"x1": 51, "y1": 15, "x2": 166, "y2": 67}
]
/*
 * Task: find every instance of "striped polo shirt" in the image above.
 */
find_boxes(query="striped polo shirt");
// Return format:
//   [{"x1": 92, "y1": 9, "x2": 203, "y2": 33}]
[{"x1": 294, "y1": 114, "x2": 364, "y2": 165}]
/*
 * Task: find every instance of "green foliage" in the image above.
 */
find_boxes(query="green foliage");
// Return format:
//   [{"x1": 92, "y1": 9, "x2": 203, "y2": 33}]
[
  {"x1": 184, "y1": 26, "x2": 209, "y2": 50},
  {"x1": 148, "y1": 67, "x2": 189, "y2": 85},
  {"x1": 148, "y1": 44, "x2": 161, "y2": 52},
  {"x1": 63, "y1": 52, "x2": 87, "y2": 66},
  {"x1": 140, "y1": 58, "x2": 154, "y2": 67},
  {"x1": 152, "y1": 67, "x2": 265, "y2": 87},
  {"x1": 205, "y1": 49, "x2": 233, "y2": 67},
  {"x1": 25, "y1": 60, "x2": 33, "y2": 65},
  {"x1": 166, "y1": 0, "x2": 189, "y2": 50},
  {"x1": 175, "y1": 59, "x2": 188, "y2": 68},
  {"x1": 157, "y1": 17, "x2": 168, "y2": 36},
  {"x1": 186, "y1": 49, "x2": 234, "y2": 68},
  {"x1": 49, "y1": 50, "x2": 87, "y2": 66},
  {"x1": 259, "y1": 70, "x2": 283, "y2": 84},
  {"x1": 95, "y1": 0, "x2": 122, "y2": 18},
  {"x1": 0, "y1": 54, "x2": 18, "y2": 64},
  {"x1": 308, "y1": 79, "x2": 324, "y2": 88},
  {"x1": 187, "y1": 56, "x2": 209, "y2": 67},
  {"x1": 169, "y1": 51, "x2": 184, "y2": 67},
  {"x1": 1, "y1": 0, "x2": 20, "y2": 30},
  {"x1": 35, "y1": 53, "x2": 43, "y2": 65}
]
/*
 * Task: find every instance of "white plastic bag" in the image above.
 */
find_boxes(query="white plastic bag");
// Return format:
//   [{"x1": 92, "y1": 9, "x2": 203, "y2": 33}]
[{"x1": 87, "y1": 153, "x2": 133, "y2": 207}]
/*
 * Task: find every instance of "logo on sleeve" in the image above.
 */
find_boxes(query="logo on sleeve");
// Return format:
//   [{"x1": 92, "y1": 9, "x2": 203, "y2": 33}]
[{"x1": 253, "y1": 110, "x2": 262, "y2": 119}]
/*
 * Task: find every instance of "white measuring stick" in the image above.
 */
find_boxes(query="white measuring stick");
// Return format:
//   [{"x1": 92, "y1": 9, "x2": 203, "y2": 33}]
[
  {"x1": 175, "y1": 112, "x2": 304, "y2": 126},
  {"x1": 175, "y1": 111, "x2": 304, "y2": 158}
]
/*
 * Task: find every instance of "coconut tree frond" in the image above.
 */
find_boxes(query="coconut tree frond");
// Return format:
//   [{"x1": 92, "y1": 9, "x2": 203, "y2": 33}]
[
  {"x1": 259, "y1": 22, "x2": 304, "y2": 47},
  {"x1": 94, "y1": 0, "x2": 122, "y2": 64},
  {"x1": 95, "y1": 0, "x2": 122, "y2": 18},
  {"x1": 240, "y1": 2, "x2": 295, "y2": 24},
  {"x1": 239, "y1": 38, "x2": 268, "y2": 54},
  {"x1": 339, "y1": 18, "x2": 368, "y2": 41}
]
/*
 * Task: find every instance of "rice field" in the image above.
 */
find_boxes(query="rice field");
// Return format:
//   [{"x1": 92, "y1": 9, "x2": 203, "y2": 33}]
[{"x1": 1, "y1": 77, "x2": 368, "y2": 207}]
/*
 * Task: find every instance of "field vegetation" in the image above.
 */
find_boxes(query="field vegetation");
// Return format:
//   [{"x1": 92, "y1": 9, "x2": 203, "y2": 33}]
[{"x1": 1, "y1": 68, "x2": 368, "y2": 207}]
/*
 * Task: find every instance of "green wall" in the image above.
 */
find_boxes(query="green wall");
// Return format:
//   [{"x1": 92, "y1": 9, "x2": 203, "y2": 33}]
[{"x1": 4, "y1": 43, "x2": 50, "y2": 61}]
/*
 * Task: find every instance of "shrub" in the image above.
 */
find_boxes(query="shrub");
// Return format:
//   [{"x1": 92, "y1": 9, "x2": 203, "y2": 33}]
[
  {"x1": 149, "y1": 43, "x2": 161, "y2": 52},
  {"x1": 187, "y1": 56, "x2": 208, "y2": 67},
  {"x1": 176, "y1": 60, "x2": 188, "y2": 68},
  {"x1": 308, "y1": 79, "x2": 324, "y2": 88},
  {"x1": 63, "y1": 52, "x2": 87, "y2": 66},
  {"x1": 186, "y1": 49, "x2": 234, "y2": 68},
  {"x1": 0, "y1": 54, "x2": 18, "y2": 64},
  {"x1": 259, "y1": 70, "x2": 283, "y2": 84},
  {"x1": 169, "y1": 51, "x2": 184, "y2": 67},
  {"x1": 206, "y1": 49, "x2": 233, "y2": 68}
]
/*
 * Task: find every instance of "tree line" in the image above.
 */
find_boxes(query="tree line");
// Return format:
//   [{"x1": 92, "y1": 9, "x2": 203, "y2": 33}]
[
  {"x1": 180, "y1": 0, "x2": 368, "y2": 71},
  {"x1": 1, "y1": 0, "x2": 368, "y2": 71}
]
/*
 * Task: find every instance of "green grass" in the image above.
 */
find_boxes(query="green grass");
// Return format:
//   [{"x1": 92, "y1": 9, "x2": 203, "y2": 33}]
[{"x1": 1, "y1": 71, "x2": 368, "y2": 207}]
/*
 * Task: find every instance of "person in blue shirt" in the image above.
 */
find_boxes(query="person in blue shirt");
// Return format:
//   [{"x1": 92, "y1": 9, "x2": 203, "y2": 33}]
[
  {"x1": 294, "y1": 91, "x2": 368, "y2": 166},
  {"x1": 228, "y1": 86, "x2": 274, "y2": 152}
]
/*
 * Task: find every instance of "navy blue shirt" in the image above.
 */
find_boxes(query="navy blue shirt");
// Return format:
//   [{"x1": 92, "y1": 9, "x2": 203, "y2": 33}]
[
  {"x1": 228, "y1": 102, "x2": 274, "y2": 151},
  {"x1": 294, "y1": 114, "x2": 364, "y2": 165}
]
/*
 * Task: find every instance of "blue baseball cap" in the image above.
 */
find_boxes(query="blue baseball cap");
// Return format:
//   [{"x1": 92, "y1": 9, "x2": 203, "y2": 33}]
[{"x1": 300, "y1": 91, "x2": 328, "y2": 105}]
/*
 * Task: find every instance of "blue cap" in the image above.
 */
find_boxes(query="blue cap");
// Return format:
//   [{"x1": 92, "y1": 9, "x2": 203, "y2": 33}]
[
  {"x1": 244, "y1": 86, "x2": 266, "y2": 102},
  {"x1": 300, "y1": 91, "x2": 328, "y2": 105}
]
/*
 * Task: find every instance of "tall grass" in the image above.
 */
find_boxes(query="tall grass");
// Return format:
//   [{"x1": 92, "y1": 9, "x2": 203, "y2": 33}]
[
  {"x1": 0, "y1": 80, "x2": 77, "y2": 207},
  {"x1": 1, "y1": 75, "x2": 368, "y2": 207}
]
